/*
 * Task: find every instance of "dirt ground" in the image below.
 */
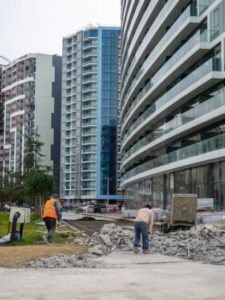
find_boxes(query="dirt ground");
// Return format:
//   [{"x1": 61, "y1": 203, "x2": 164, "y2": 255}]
[
  {"x1": 0, "y1": 244, "x2": 86, "y2": 268},
  {"x1": 66, "y1": 219, "x2": 133, "y2": 235}
]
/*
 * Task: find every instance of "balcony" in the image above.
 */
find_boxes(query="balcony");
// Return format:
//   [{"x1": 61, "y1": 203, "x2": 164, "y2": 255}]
[
  {"x1": 82, "y1": 141, "x2": 97, "y2": 146},
  {"x1": 82, "y1": 104, "x2": 97, "y2": 110},
  {"x1": 81, "y1": 167, "x2": 97, "y2": 172},
  {"x1": 198, "y1": 0, "x2": 214, "y2": 15},
  {"x1": 83, "y1": 76, "x2": 97, "y2": 84},
  {"x1": 83, "y1": 41, "x2": 98, "y2": 49},
  {"x1": 122, "y1": 4, "x2": 198, "y2": 112},
  {"x1": 83, "y1": 50, "x2": 98, "y2": 59},
  {"x1": 122, "y1": 29, "x2": 210, "y2": 131},
  {"x1": 82, "y1": 157, "x2": 97, "y2": 163},
  {"x1": 82, "y1": 121, "x2": 97, "y2": 128},
  {"x1": 83, "y1": 67, "x2": 98, "y2": 75},
  {"x1": 122, "y1": 87, "x2": 225, "y2": 169},
  {"x1": 82, "y1": 113, "x2": 97, "y2": 119},
  {"x1": 82, "y1": 148, "x2": 97, "y2": 155},
  {"x1": 121, "y1": 132, "x2": 225, "y2": 185},
  {"x1": 82, "y1": 85, "x2": 97, "y2": 93},
  {"x1": 122, "y1": 57, "x2": 225, "y2": 150},
  {"x1": 122, "y1": 0, "x2": 162, "y2": 76},
  {"x1": 83, "y1": 59, "x2": 98, "y2": 67},
  {"x1": 81, "y1": 185, "x2": 96, "y2": 190},
  {"x1": 82, "y1": 130, "x2": 97, "y2": 136},
  {"x1": 82, "y1": 96, "x2": 97, "y2": 102},
  {"x1": 81, "y1": 175, "x2": 96, "y2": 181},
  {"x1": 82, "y1": 147, "x2": 97, "y2": 154}
]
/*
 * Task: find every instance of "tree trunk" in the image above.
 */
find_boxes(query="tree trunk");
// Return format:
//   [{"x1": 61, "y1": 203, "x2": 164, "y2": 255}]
[
  {"x1": 39, "y1": 194, "x2": 44, "y2": 217},
  {"x1": 34, "y1": 195, "x2": 44, "y2": 216}
]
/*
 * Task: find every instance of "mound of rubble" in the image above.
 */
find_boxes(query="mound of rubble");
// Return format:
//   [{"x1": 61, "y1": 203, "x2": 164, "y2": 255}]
[
  {"x1": 28, "y1": 223, "x2": 225, "y2": 268},
  {"x1": 151, "y1": 224, "x2": 225, "y2": 264}
]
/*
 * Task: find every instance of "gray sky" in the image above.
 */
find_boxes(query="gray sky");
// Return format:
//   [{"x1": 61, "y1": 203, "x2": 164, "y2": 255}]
[{"x1": 0, "y1": 0, "x2": 121, "y2": 61}]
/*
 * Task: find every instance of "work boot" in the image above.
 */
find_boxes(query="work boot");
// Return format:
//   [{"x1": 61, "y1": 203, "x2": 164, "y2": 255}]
[
  {"x1": 133, "y1": 246, "x2": 139, "y2": 253},
  {"x1": 42, "y1": 234, "x2": 50, "y2": 244},
  {"x1": 143, "y1": 249, "x2": 151, "y2": 254}
]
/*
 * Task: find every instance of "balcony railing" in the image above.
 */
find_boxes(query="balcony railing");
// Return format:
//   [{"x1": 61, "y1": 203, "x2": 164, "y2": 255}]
[
  {"x1": 123, "y1": 87, "x2": 225, "y2": 163},
  {"x1": 198, "y1": 0, "x2": 214, "y2": 15},
  {"x1": 82, "y1": 122, "x2": 97, "y2": 128},
  {"x1": 123, "y1": 29, "x2": 209, "y2": 124},
  {"x1": 83, "y1": 59, "x2": 98, "y2": 67},
  {"x1": 122, "y1": 4, "x2": 197, "y2": 108},
  {"x1": 83, "y1": 67, "x2": 98, "y2": 74},
  {"x1": 122, "y1": 57, "x2": 222, "y2": 144},
  {"x1": 83, "y1": 76, "x2": 98, "y2": 83},
  {"x1": 122, "y1": 132, "x2": 225, "y2": 182}
]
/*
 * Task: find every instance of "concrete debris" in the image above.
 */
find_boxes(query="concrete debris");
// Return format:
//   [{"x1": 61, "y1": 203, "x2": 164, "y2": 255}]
[
  {"x1": 28, "y1": 223, "x2": 225, "y2": 268},
  {"x1": 28, "y1": 254, "x2": 99, "y2": 269}
]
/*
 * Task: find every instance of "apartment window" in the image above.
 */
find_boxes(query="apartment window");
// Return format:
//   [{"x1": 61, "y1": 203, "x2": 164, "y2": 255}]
[{"x1": 83, "y1": 30, "x2": 98, "y2": 39}]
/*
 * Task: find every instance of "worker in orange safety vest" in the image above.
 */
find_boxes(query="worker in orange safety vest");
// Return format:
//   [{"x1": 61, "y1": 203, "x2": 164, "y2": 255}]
[{"x1": 42, "y1": 194, "x2": 62, "y2": 244}]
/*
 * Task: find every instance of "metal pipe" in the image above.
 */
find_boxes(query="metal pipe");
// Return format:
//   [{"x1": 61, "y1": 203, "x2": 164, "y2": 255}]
[{"x1": 11, "y1": 212, "x2": 21, "y2": 241}]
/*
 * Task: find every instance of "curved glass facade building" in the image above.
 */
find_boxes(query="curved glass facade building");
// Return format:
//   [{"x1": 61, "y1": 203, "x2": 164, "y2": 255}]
[{"x1": 120, "y1": 0, "x2": 225, "y2": 210}]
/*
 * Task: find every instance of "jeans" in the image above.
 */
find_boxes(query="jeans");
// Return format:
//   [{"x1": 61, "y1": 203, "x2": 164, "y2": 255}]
[
  {"x1": 133, "y1": 222, "x2": 149, "y2": 250},
  {"x1": 44, "y1": 217, "x2": 56, "y2": 242}
]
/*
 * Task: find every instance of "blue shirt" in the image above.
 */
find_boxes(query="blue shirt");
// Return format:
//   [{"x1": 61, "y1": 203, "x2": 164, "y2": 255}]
[{"x1": 54, "y1": 201, "x2": 62, "y2": 221}]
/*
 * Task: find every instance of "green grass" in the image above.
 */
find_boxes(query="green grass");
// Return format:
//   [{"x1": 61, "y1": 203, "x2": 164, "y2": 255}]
[{"x1": 0, "y1": 212, "x2": 69, "y2": 246}]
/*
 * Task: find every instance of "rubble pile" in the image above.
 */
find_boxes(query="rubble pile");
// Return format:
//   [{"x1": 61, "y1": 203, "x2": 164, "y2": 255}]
[
  {"x1": 28, "y1": 223, "x2": 132, "y2": 268},
  {"x1": 150, "y1": 224, "x2": 225, "y2": 264},
  {"x1": 28, "y1": 223, "x2": 225, "y2": 268},
  {"x1": 77, "y1": 223, "x2": 133, "y2": 254},
  {"x1": 28, "y1": 254, "x2": 99, "y2": 269}
]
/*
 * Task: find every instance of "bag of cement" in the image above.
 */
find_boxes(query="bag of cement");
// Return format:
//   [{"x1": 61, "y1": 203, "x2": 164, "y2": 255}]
[
  {"x1": 198, "y1": 212, "x2": 225, "y2": 225},
  {"x1": 124, "y1": 209, "x2": 138, "y2": 218},
  {"x1": 0, "y1": 233, "x2": 11, "y2": 244},
  {"x1": 152, "y1": 208, "x2": 168, "y2": 222},
  {"x1": 197, "y1": 198, "x2": 214, "y2": 210}
]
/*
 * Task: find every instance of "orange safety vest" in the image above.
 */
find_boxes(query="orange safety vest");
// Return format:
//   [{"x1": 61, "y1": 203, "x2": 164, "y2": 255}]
[{"x1": 42, "y1": 198, "x2": 58, "y2": 219}]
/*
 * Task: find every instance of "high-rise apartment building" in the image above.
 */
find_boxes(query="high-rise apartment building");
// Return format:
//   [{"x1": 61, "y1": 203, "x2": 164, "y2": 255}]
[
  {"x1": 1, "y1": 53, "x2": 62, "y2": 190},
  {"x1": 120, "y1": 0, "x2": 225, "y2": 210},
  {"x1": 61, "y1": 26, "x2": 122, "y2": 202},
  {"x1": 0, "y1": 63, "x2": 5, "y2": 172}
]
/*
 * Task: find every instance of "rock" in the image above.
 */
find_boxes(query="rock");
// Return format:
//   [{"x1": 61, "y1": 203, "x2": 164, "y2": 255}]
[
  {"x1": 88, "y1": 245, "x2": 104, "y2": 256},
  {"x1": 99, "y1": 234, "x2": 112, "y2": 247}
]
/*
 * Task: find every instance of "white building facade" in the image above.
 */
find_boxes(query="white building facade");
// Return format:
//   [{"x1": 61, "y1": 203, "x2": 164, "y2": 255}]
[
  {"x1": 1, "y1": 53, "x2": 62, "y2": 190},
  {"x1": 120, "y1": 0, "x2": 225, "y2": 210}
]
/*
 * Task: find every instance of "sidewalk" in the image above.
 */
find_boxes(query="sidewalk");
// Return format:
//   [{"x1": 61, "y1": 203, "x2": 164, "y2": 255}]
[{"x1": 0, "y1": 252, "x2": 224, "y2": 300}]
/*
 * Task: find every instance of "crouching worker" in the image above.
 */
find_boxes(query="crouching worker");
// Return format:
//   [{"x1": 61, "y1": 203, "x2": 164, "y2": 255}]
[
  {"x1": 42, "y1": 194, "x2": 62, "y2": 244},
  {"x1": 133, "y1": 204, "x2": 154, "y2": 254}
]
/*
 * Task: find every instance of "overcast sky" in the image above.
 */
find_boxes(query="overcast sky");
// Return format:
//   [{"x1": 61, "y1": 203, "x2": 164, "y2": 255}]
[{"x1": 0, "y1": 0, "x2": 121, "y2": 61}]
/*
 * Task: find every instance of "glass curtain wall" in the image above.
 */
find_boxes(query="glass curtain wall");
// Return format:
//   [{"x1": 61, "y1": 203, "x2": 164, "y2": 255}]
[{"x1": 100, "y1": 29, "x2": 120, "y2": 196}]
